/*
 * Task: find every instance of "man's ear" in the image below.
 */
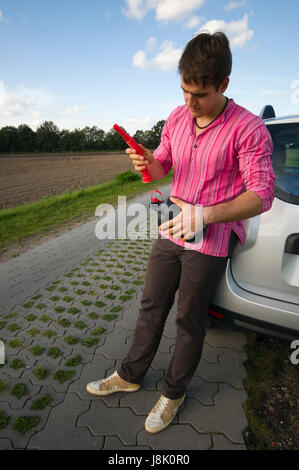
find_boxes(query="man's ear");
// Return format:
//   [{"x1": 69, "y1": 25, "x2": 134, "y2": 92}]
[{"x1": 220, "y1": 77, "x2": 230, "y2": 93}]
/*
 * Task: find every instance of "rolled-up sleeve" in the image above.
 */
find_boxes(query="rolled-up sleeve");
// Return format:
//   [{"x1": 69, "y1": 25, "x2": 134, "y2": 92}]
[
  {"x1": 237, "y1": 124, "x2": 276, "y2": 213},
  {"x1": 153, "y1": 119, "x2": 173, "y2": 176}
]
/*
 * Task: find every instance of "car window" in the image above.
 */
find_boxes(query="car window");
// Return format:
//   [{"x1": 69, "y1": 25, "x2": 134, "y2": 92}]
[{"x1": 266, "y1": 123, "x2": 299, "y2": 205}]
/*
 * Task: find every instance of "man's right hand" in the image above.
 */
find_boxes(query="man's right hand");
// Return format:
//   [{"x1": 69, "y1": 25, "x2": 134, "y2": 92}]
[{"x1": 126, "y1": 144, "x2": 154, "y2": 173}]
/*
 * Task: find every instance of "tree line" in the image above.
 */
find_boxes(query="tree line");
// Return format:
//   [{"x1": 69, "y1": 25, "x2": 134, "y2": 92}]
[{"x1": 0, "y1": 120, "x2": 166, "y2": 154}]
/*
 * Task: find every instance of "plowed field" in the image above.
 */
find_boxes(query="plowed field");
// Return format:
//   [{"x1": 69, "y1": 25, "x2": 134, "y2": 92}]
[{"x1": 0, "y1": 152, "x2": 132, "y2": 210}]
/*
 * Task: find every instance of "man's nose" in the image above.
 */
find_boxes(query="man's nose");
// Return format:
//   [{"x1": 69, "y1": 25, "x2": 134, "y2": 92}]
[{"x1": 186, "y1": 93, "x2": 196, "y2": 107}]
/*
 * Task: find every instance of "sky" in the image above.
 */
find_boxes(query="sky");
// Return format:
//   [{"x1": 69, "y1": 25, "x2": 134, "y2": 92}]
[{"x1": 0, "y1": 0, "x2": 299, "y2": 134}]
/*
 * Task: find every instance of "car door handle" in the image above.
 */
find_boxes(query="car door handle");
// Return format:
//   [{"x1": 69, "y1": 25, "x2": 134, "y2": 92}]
[{"x1": 284, "y1": 234, "x2": 299, "y2": 255}]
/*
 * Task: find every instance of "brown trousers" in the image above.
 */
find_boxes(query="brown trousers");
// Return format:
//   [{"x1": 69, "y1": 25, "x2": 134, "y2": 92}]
[{"x1": 118, "y1": 231, "x2": 238, "y2": 399}]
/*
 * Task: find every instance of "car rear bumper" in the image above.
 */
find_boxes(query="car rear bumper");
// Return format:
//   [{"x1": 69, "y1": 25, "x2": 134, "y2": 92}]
[{"x1": 210, "y1": 260, "x2": 299, "y2": 341}]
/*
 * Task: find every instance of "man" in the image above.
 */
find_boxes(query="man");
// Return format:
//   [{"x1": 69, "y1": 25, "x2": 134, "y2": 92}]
[{"x1": 87, "y1": 32, "x2": 275, "y2": 434}]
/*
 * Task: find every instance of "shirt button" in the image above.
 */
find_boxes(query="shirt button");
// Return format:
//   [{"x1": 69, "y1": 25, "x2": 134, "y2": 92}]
[{"x1": 194, "y1": 144, "x2": 198, "y2": 148}]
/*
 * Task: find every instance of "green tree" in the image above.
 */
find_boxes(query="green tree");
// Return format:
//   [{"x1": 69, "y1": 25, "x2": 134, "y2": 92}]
[
  {"x1": 150, "y1": 120, "x2": 165, "y2": 148},
  {"x1": 68, "y1": 128, "x2": 85, "y2": 151},
  {"x1": 104, "y1": 127, "x2": 127, "y2": 150},
  {"x1": 17, "y1": 124, "x2": 35, "y2": 152},
  {"x1": 59, "y1": 129, "x2": 72, "y2": 151},
  {"x1": 0, "y1": 126, "x2": 19, "y2": 153},
  {"x1": 133, "y1": 130, "x2": 146, "y2": 146},
  {"x1": 82, "y1": 126, "x2": 99, "y2": 150},
  {"x1": 35, "y1": 121, "x2": 60, "y2": 152},
  {"x1": 133, "y1": 121, "x2": 165, "y2": 150},
  {"x1": 0, "y1": 118, "x2": 166, "y2": 154},
  {"x1": 95, "y1": 128, "x2": 105, "y2": 150}
]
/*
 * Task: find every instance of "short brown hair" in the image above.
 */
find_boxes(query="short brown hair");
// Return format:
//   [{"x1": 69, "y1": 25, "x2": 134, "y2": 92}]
[{"x1": 178, "y1": 32, "x2": 232, "y2": 90}]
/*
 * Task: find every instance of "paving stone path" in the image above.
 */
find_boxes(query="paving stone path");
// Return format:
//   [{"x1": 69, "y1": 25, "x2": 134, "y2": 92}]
[{"x1": 0, "y1": 186, "x2": 249, "y2": 450}]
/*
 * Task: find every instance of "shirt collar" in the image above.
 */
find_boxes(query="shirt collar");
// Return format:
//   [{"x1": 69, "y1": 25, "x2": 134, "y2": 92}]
[{"x1": 187, "y1": 98, "x2": 235, "y2": 136}]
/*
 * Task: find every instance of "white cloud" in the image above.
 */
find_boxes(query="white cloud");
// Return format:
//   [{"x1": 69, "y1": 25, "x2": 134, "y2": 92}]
[
  {"x1": 123, "y1": 2, "x2": 253, "y2": 52},
  {"x1": 124, "y1": 116, "x2": 158, "y2": 134},
  {"x1": 0, "y1": 81, "x2": 90, "y2": 130},
  {"x1": 146, "y1": 37, "x2": 158, "y2": 52},
  {"x1": 198, "y1": 13, "x2": 254, "y2": 48},
  {"x1": 123, "y1": 0, "x2": 205, "y2": 22},
  {"x1": 133, "y1": 40, "x2": 183, "y2": 71},
  {"x1": 133, "y1": 50, "x2": 148, "y2": 69},
  {"x1": 132, "y1": 13, "x2": 253, "y2": 72},
  {"x1": 291, "y1": 80, "x2": 299, "y2": 89},
  {"x1": 122, "y1": 0, "x2": 154, "y2": 20},
  {"x1": 152, "y1": 41, "x2": 183, "y2": 70},
  {"x1": 155, "y1": 0, "x2": 205, "y2": 22},
  {"x1": 0, "y1": 81, "x2": 54, "y2": 128},
  {"x1": 183, "y1": 15, "x2": 201, "y2": 29},
  {"x1": 225, "y1": 1, "x2": 246, "y2": 11},
  {"x1": 0, "y1": 10, "x2": 7, "y2": 23},
  {"x1": 60, "y1": 105, "x2": 86, "y2": 117}
]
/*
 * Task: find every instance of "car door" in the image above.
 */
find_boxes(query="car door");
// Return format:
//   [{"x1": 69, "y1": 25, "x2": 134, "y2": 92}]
[{"x1": 230, "y1": 120, "x2": 299, "y2": 305}]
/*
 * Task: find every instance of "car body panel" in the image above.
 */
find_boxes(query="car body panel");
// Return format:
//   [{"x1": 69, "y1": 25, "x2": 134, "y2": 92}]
[
  {"x1": 210, "y1": 111, "x2": 299, "y2": 340},
  {"x1": 231, "y1": 198, "x2": 299, "y2": 304},
  {"x1": 210, "y1": 260, "x2": 299, "y2": 339}
]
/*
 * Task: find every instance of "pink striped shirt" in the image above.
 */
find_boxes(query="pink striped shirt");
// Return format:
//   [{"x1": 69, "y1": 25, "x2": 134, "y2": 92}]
[{"x1": 153, "y1": 98, "x2": 275, "y2": 257}]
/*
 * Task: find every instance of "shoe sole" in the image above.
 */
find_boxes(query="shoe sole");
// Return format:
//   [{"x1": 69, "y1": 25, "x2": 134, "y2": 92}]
[
  {"x1": 145, "y1": 422, "x2": 169, "y2": 434},
  {"x1": 86, "y1": 383, "x2": 141, "y2": 396}
]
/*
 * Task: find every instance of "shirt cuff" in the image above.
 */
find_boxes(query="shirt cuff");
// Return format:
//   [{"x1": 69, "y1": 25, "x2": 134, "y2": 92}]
[
  {"x1": 153, "y1": 153, "x2": 172, "y2": 176},
  {"x1": 249, "y1": 188, "x2": 275, "y2": 213}
]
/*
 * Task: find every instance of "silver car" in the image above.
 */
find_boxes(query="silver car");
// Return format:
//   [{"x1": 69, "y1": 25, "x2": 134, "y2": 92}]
[{"x1": 209, "y1": 105, "x2": 299, "y2": 341}]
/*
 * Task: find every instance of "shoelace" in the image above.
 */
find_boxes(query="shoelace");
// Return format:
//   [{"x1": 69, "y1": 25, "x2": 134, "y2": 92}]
[
  {"x1": 153, "y1": 396, "x2": 170, "y2": 416},
  {"x1": 99, "y1": 370, "x2": 118, "y2": 385}
]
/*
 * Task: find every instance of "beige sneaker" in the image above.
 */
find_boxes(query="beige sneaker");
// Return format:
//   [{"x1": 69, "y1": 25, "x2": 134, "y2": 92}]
[
  {"x1": 86, "y1": 371, "x2": 140, "y2": 396},
  {"x1": 145, "y1": 394, "x2": 185, "y2": 434}
]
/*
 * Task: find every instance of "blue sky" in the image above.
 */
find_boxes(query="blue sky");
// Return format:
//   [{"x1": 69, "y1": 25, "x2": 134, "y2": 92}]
[{"x1": 0, "y1": 0, "x2": 298, "y2": 133}]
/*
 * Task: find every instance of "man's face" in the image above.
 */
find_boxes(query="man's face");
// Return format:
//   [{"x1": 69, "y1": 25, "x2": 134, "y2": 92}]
[{"x1": 181, "y1": 77, "x2": 228, "y2": 119}]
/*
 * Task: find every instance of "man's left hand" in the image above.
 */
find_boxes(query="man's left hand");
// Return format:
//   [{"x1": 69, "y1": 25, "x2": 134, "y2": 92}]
[{"x1": 159, "y1": 197, "x2": 206, "y2": 242}]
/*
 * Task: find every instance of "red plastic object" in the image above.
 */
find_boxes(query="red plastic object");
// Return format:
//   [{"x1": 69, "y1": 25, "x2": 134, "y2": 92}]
[
  {"x1": 113, "y1": 123, "x2": 152, "y2": 183},
  {"x1": 151, "y1": 190, "x2": 163, "y2": 203}
]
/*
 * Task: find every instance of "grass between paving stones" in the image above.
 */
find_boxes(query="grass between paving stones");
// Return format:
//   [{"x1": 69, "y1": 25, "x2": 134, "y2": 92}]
[
  {"x1": 64, "y1": 355, "x2": 82, "y2": 367},
  {"x1": 0, "y1": 410, "x2": 10, "y2": 429},
  {"x1": 13, "y1": 416, "x2": 41, "y2": 435},
  {"x1": 0, "y1": 168, "x2": 173, "y2": 253},
  {"x1": 47, "y1": 347, "x2": 63, "y2": 359},
  {"x1": 30, "y1": 394, "x2": 53, "y2": 410},
  {"x1": 33, "y1": 366, "x2": 51, "y2": 380},
  {"x1": 30, "y1": 345, "x2": 45, "y2": 356},
  {"x1": 8, "y1": 339, "x2": 23, "y2": 349},
  {"x1": 11, "y1": 383, "x2": 29, "y2": 399},
  {"x1": 0, "y1": 380, "x2": 9, "y2": 394},
  {"x1": 9, "y1": 358, "x2": 25, "y2": 370},
  {"x1": 53, "y1": 370, "x2": 76, "y2": 384},
  {"x1": 0, "y1": 237, "x2": 152, "y2": 441}
]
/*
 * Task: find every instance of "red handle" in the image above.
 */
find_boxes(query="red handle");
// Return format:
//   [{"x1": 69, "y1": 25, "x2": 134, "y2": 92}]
[{"x1": 113, "y1": 124, "x2": 152, "y2": 183}]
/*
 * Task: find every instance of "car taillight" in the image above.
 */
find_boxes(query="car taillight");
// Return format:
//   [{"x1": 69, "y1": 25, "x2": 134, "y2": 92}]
[{"x1": 207, "y1": 309, "x2": 224, "y2": 320}]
